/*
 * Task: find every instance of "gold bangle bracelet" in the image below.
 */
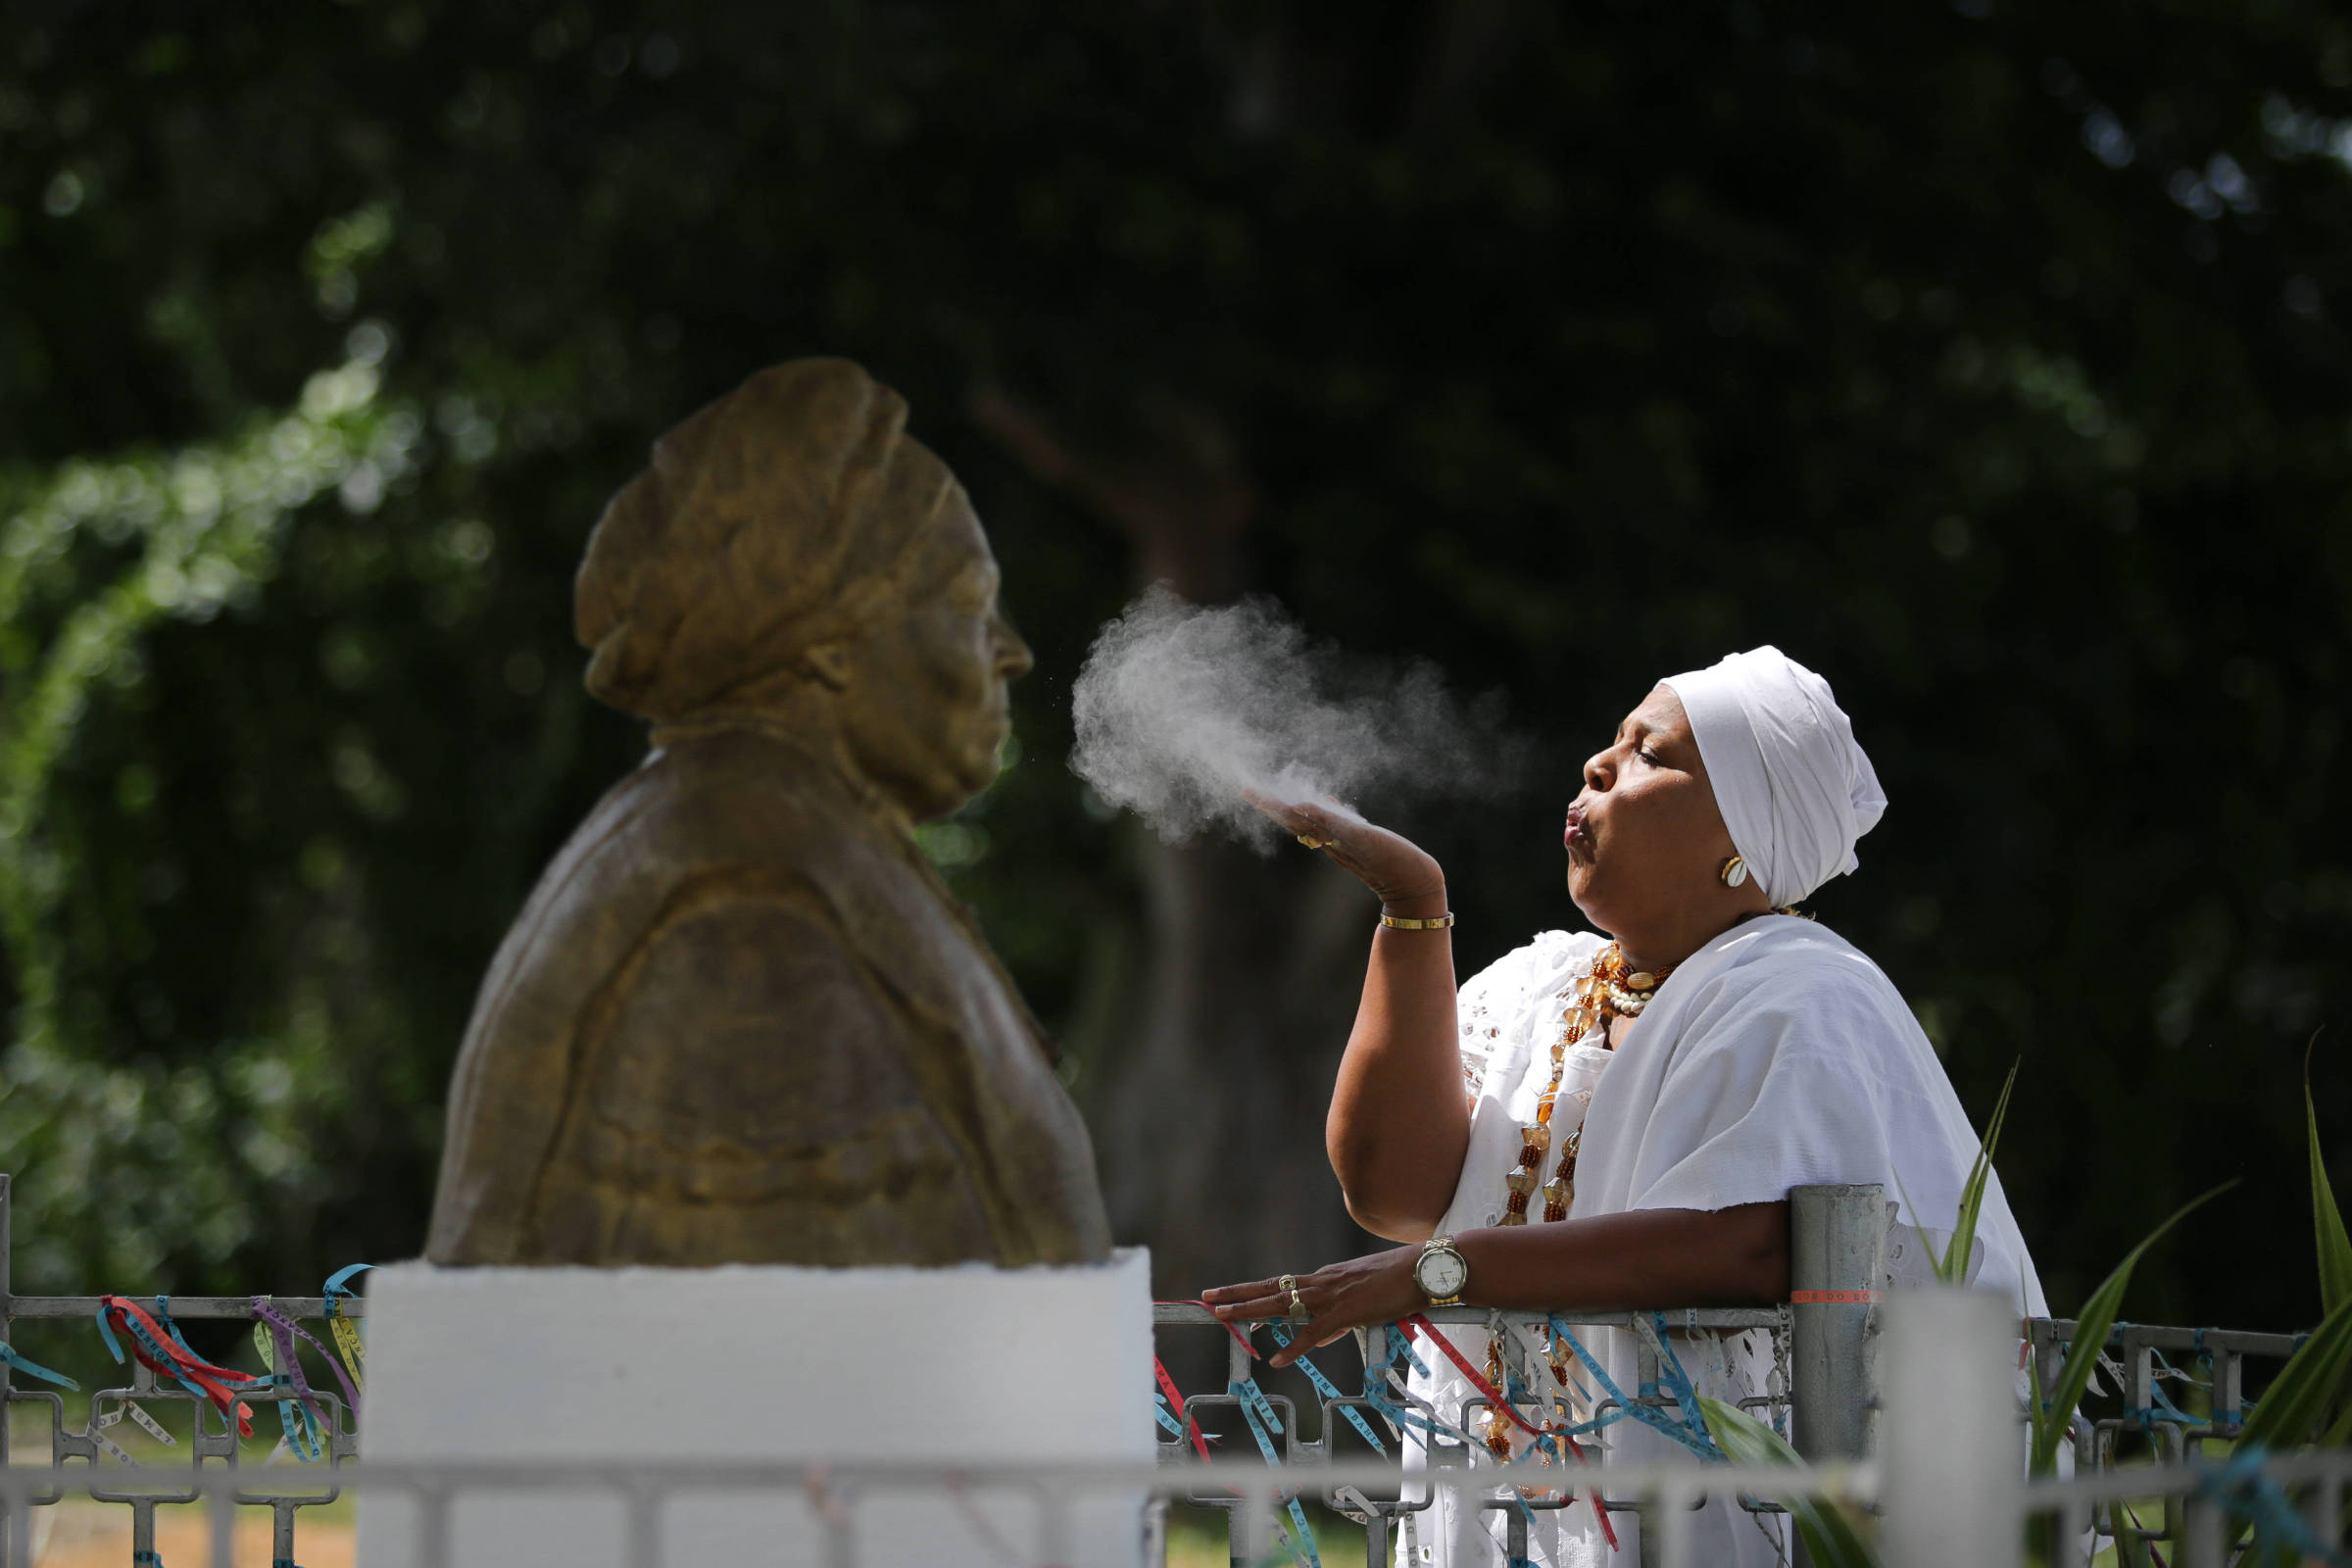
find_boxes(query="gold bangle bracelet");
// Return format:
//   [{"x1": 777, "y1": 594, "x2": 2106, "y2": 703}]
[{"x1": 1379, "y1": 911, "x2": 1455, "y2": 930}]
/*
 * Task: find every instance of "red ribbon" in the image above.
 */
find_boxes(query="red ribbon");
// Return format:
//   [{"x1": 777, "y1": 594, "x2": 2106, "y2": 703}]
[
  {"x1": 99, "y1": 1296, "x2": 258, "y2": 1438},
  {"x1": 1153, "y1": 1357, "x2": 1214, "y2": 1464},
  {"x1": 1402, "y1": 1313, "x2": 1619, "y2": 1550},
  {"x1": 1402, "y1": 1314, "x2": 1544, "y2": 1435},
  {"x1": 1161, "y1": 1299, "x2": 1259, "y2": 1358}
]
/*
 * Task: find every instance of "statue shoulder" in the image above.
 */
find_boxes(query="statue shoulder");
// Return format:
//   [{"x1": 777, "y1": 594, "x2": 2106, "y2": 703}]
[
  {"x1": 588, "y1": 883, "x2": 917, "y2": 1115},
  {"x1": 511, "y1": 734, "x2": 866, "y2": 939},
  {"x1": 442, "y1": 737, "x2": 855, "y2": 1120}
]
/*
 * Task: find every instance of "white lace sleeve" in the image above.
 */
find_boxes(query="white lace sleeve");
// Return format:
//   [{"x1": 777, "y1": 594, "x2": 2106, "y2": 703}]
[{"x1": 1454, "y1": 933, "x2": 1583, "y2": 1102}]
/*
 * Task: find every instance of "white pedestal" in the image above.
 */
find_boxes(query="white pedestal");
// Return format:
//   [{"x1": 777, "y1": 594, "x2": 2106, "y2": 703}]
[{"x1": 355, "y1": 1249, "x2": 1153, "y2": 1568}]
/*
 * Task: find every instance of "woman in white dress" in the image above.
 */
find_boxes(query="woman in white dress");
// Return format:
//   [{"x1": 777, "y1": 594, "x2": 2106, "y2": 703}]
[{"x1": 1202, "y1": 646, "x2": 2045, "y2": 1567}]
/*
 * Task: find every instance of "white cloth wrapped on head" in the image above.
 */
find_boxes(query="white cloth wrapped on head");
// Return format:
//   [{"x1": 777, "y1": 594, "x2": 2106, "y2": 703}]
[{"x1": 1663, "y1": 645, "x2": 1886, "y2": 906}]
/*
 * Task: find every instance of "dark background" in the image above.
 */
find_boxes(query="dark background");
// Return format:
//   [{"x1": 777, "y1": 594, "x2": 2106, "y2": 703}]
[{"x1": 2, "y1": 0, "x2": 2347, "y2": 1344}]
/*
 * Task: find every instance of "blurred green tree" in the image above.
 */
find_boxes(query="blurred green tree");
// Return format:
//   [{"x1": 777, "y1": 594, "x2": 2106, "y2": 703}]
[{"x1": 0, "y1": 1, "x2": 2347, "y2": 1331}]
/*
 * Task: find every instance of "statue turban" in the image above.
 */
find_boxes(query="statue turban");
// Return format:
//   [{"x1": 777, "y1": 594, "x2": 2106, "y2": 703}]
[
  {"x1": 575, "y1": 358, "x2": 956, "y2": 722},
  {"x1": 1663, "y1": 647, "x2": 1887, "y2": 907}
]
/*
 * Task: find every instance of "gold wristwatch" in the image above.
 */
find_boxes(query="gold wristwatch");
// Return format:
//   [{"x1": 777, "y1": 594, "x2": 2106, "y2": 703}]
[{"x1": 1413, "y1": 1235, "x2": 1469, "y2": 1306}]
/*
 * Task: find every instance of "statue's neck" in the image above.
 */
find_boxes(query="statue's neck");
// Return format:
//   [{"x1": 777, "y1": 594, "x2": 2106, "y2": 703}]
[{"x1": 647, "y1": 704, "x2": 912, "y2": 842}]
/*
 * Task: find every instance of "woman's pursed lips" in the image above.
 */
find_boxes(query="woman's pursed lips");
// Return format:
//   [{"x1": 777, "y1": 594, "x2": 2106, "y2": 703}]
[{"x1": 1564, "y1": 806, "x2": 1592, "y2": 859}]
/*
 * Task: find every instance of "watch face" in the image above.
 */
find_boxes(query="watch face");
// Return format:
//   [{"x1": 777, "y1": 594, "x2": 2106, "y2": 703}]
[{"x1": 1417, "y1": 1247, "x2": 1468, "y2": 1298}]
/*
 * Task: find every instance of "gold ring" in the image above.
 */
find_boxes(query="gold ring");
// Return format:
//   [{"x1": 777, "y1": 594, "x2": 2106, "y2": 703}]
[
  {"x1": 1287, "y1": 1283, "x2": 1307, "y2": 1322},
  {"x1": 1277, "y1": 1273, "x2": 1296, "y2": 1293},
  {"x1": 1296, "y1": 834, "x2": 1333, "y2": 851}
]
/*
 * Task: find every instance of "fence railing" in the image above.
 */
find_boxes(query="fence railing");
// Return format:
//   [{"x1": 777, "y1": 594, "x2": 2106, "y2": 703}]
[
  {"x1": 0, "y1": 1357, "x2": 2341, "y2": 1568},
  {"x1": 0, "y1": 1455, "x2": 1854, "y2": 1568},
  {"x1": 0, "y1": 1176, "x2": 2343, "y2": 1567}
]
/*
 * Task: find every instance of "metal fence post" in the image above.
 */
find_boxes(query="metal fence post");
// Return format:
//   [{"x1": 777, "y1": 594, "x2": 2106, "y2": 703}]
[
  {"x1": 1788, "y1": 1183, "x2": 1884, "y2": 1465},
  {"x1": 1880, "y1": 1289, "x2": 2020, "y2": 1568},
  {"x1": 2177, "y1": 1493, "x2": 2225, "y2": 1568}
]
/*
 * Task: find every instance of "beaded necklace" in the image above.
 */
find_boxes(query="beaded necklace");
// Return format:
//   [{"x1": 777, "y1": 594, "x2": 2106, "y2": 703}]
[
  {"x1": 1478, "y1": 940, "x2": 1674, "y2": 1458},
  {"x1": 1496, "y1": 942, "x2": 1670, "y2": 1225}
]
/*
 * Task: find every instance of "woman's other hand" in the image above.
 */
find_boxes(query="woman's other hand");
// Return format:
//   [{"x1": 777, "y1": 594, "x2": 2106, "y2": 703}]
[
  {"x1": 1243, "y1": 790, "x2": 1446, "y2": 914},
  {"x1": 1200, "y1": 1247, "x2": 1424, "y2": 1368}
]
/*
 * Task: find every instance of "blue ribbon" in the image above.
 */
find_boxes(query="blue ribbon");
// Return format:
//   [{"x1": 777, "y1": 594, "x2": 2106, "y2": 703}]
[
  {"x1": 2199, "y1": 1446, "x2": 2352, "y2": 1567},
  {"x1": 141, "y1": 1296, "x2": 239, "y2": 1414},
  {"x1": 150, "y1": 1297, "x2": 226, "y2": 1406},
  {"x1": 1359, "y1": 1380, "x2": 1470, "y2": 1452},
  {"x1": 263, "y1": 1372, "x2": 324, "y2": 1462},
  {"x1": 1391, "y1": 1324, "x2": 1433, "y2": 1381},
  {"x1": 1231, "y1": 1377, "x2": 1322, "y2": 1568},
  {"x1": 1265, "y1": 1323, "x2": 1387, "y2": 1456},
  {"x1": 1233, "y1": 1376, "x2": 1286, "y2": 1448},
  {"x1": 1152, "y1": 1391, "x2": 1185, "y2": 1438},
  {"x1": 2126, "y1": 1386, "x2": 2203, "y2": 1432},
  {"x1": 0, "y1": 1343, "x2": 80, "y2": 1392},
  {"x1": 322, "y1": 1263, "x2": 372, "y2": 1312},
  {"x1": 1499, "y1": 1363, "x2": 1576, "y2": 1456},
  {"x1": 1645, "y1": 1311, "x2": 1719, "y2": 1455},
  {"x1": 1544, "y1": 1315, "x2": 1722, "y2": 1461},
  {"x1": 2124, "y1": 1346, "x2": 2213, "y2": 1433},
  {"x1": 1357, "y1": 1325, "x2": 1477, "y2": 1453},
  {"x1": 112, "y1": 1308, "x2": 220, "y2": 1407},
  {"x1": 154, "y1": 1297, "x2": 200, "y2": 1358}
]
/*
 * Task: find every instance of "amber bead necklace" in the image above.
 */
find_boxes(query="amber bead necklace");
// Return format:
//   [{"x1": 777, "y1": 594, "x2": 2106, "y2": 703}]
[
  {"x1": 1478, "y1": 940, "x2": 1675, "y2": 1459},
  {"x1": 1496, "y1": 942, "x2": 1672, "y2": 1227}
]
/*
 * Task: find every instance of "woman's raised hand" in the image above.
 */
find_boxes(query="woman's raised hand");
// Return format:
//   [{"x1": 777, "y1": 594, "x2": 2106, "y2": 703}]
[{"x1": 1242, "y1": 789, "x2": 1446, "y2": 913}]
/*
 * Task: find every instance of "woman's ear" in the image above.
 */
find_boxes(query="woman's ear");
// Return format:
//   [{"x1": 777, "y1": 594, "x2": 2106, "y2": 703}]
[{"x1": 802, "y1": 642, "x2": 854, "y2": 692}]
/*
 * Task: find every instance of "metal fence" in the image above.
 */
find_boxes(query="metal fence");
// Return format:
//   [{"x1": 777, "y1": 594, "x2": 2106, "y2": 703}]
[
  {"x1": 0, "y1": 1384, "x2": 2338, "y2": 1568},
  {"x1": 0, "y1": 1176, "x2": 363, "y2": 1567},
  {"x1": 1150, "y1": 1298, "x2": 1793, "y2": 1562},
  {"x1": 0, "y1": 1177, "x2": 2343, "y2": 1568}
]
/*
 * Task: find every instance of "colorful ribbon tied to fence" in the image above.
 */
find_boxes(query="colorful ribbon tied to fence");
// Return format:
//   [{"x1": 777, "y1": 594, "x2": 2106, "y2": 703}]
[
  {"x1": 322, "y1": 1262, "x2": 371, "y2": 1397},
  {"x1": 97, "y1": 1295, "x2": 257, "y2": 1437}
]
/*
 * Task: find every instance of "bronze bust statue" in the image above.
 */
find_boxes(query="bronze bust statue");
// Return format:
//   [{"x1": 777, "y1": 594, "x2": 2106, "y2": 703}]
[{"x1": 424, "y1": 359, "x2": 1113, "y2": 1267}]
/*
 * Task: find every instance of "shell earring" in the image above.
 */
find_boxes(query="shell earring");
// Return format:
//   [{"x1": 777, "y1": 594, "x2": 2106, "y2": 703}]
[{"x1": 1719, "y1": 856, "x2": 1749, "y2": 888}]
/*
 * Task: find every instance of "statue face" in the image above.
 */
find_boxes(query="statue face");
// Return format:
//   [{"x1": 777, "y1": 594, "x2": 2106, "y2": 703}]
[{"x1": 837, "y1": 491, "x2": 1033, "y2": 820}]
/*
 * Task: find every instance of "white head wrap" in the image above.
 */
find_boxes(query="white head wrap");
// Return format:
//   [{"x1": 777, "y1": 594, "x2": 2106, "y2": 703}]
[{"x1": 1661, "y1": 646, "x2": 1886, "y2": 906}]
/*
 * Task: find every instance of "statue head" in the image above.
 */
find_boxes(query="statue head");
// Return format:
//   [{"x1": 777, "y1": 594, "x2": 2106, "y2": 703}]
[{"x1": 575, "y1": 359, "x2": 1033, "y2": 820}]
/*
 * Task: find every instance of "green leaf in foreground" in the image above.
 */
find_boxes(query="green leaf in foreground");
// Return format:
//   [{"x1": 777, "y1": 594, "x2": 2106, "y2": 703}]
[
  {"x1": 2220, "y1": 1292, "x2": 2352, "y2": 1564},
  {"x1": 1697, "y1": 1396, "x2": 1877, "y2": 1568},
  {"x1": 1938, "y1": 1058, "x2": 2019, "y2": 1286},
  {"x1": 2030, "y1": 1182, "x2": 2235, "y2": 1476},
  {"x1": 2307, "y1": 1048, "x2": 2351, "y2": 1318}
]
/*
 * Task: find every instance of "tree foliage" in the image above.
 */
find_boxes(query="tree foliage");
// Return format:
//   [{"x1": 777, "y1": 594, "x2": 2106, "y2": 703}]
[{"x1": 1, "y1": 2, "x2": 2349, "y2": 1322}]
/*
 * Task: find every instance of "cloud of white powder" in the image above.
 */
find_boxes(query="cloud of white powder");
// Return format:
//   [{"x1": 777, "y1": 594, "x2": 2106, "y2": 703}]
[{"x1": 1068, "y1": 586, "x2": 1526, "y2": 850}]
